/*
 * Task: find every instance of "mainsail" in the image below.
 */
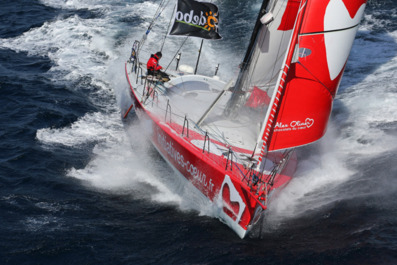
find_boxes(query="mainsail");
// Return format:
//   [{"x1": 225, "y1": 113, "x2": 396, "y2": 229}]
[{"x1": 227, "y1": 0, "x2": 301, "y2": 113}]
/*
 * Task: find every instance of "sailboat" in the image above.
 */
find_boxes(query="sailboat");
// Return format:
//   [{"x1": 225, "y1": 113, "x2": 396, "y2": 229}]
[{"x1": 123, "y1": 0, "x2": 367, "y2": 238}]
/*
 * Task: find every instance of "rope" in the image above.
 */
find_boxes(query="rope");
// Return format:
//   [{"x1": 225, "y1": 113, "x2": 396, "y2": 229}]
[
  {"x1": 160, "y1": 4, "x2": 176, "y2": 52},
  {"x1": 139, "y1": 0, "x2": 172, "y2": 52},
  {"x1": 164, "y1": 36, "x2": 189, "y2": 72}
]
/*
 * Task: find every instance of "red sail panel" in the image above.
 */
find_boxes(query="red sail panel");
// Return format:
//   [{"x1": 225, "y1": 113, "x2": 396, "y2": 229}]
[
  {"x1": 245, "y1": 86, "x2": 271, "y2": 108},
  {"x1": 265, "y1": 0, "x2": 367, "y2": 151},
  {"x1": 342, "y1": 0, "x2": 368, "y2": 18},
  {"x1": 267, "y1": 61, "x2": 333, "y2": 151},
  {"x1": 277, "y1": 0, "x2": 301, "y2": 31},
  {"x1": 297, "y1": 34, "x2": 345, "y2": 96}
]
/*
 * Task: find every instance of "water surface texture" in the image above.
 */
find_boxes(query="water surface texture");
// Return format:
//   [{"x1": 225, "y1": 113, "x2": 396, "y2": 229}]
[{"x1": 1, "y1": 0, "x2": 397, "y2": 264}]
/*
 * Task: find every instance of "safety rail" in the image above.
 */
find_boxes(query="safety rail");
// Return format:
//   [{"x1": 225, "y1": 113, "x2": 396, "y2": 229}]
[
  {"x1": 130, "y1": 59, "x2": 137, "y2": 74},
  {"x1": 182, "y1": 115, "x2": 189, "y2": 138},
  {"x1": 203, "y1": 132, "x2": 210, "y2": 153},
  {"x1": 127, "y1": 60, "x2": 288, "y2": 193},
  {"x1": 154, "y1": 92, "x2": 266, "y2": 188},
  {"x1": 266, "y1": 149, "x2": 294, "y2": 186},
  {"x1": 137, "y1": 65, "x2": 144, "y2": 85},
  {"x1": 151, "y1": 89, "x2": 158, "y2": 107},
  {"x1": 165, "y1": 99, "x2": 172, "y2": 123},
  {"x1": 243, "y1": 164, "x2": 257, "y2": 187},
  {"x1": 225, "y1": 148, "x2": 233, "y2": 171},
  {"x1": 130, "y1": 58, "x2": 145, "y2": 86}
]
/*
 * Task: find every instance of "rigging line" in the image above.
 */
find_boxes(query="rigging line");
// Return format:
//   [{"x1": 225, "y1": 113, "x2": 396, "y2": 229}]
[
  {"x1": 142, "y1": 98, "x2": 247, "y2": 167},
  {"x1": 256, "y1": 69, "x2": 282, "y2": 90},
  {"x1": 157, "y1": 0, "x2": 173, "y2": 22},
  {"x1": 265, "y1": 0, "x2": 304, "y2": 85},
  {"x1": 296, "y1": 61, "x2": 334, "y2": 97},
  {"x1": 243, "y1": 0, "x2": 291, "y2": 91},
  {"x1": 146, "y1": 1, "x2": 165, "y2": 33},
  {"x1": 139, "y1": 89, "x2": 251, "y2": 168},
  {"x1": 160, "y1": 4, "x2": 176, "y2": 52},
  {"x1": 246, "y1": 27, "x2": 286, "y2": 92},
  {"x1": 139, "y1": 0, "x2": 172, "y2": 50},
  {"x1": 152, "y1": 0, "x2": 171, "y2": 22},
  {"x1": 202, "y1": 125, "x2": 257, "y2": 163},
  {"x1": 203, "y1": 126, "x2": 231, "y2": 147},
  {"x1": 164, "y1": 36, "x2": 189, "y2": 72}
]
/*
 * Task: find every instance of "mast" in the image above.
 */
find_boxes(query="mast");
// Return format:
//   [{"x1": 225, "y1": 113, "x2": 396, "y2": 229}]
[
  {"x1": 194, "y1": 39, "x2": 204, "y2": 75},
  {"x1": 224, "y1": 0, "x2": 271, "y2": 115},
  {"x1": 240, "y1": 0, "x2": 271, "y2": 74}
]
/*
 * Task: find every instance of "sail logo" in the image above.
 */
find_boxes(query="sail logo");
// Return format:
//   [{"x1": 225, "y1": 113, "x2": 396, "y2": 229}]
[
  {"x1": 324, "y1": 0, "x2": 366, "y2": 80},
  {"x1": 291, "y1": 118, "x2": 314, "y2": 128},
  {"x1": 175, "y1": 10, "x2": 219, "y2": 32},
  {"x1": 275, "y1": 118, "x2": 314, "y2": 132}
]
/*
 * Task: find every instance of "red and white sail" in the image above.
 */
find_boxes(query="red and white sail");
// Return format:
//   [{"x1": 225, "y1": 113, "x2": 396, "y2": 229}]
[
  {"x1": 124, "y1": 0, "x2": 367, "y2": 238},
  {"x1": 257, "y1": 0, "x2": 367, "y2": 153}
]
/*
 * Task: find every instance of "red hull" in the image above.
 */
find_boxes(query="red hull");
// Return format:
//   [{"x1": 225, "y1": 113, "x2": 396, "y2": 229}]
[{"x1": 124, "y1": 63, "x2": 297, "y2": 238}]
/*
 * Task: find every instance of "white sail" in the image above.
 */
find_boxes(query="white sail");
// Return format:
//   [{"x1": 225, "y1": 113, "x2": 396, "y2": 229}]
[{"x1": 243, "y1": 0, "x2": 299, "y2": 93}]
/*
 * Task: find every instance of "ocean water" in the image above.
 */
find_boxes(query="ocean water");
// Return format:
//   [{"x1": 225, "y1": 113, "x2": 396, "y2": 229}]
[{"x1": 1, "y1": 0, "x2": 397, "y2": 264}]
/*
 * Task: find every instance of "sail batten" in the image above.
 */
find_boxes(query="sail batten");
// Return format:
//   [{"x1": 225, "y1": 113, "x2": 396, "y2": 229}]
[{"x1": 300, "y1": 23, "x2": 360, "y2": 36}]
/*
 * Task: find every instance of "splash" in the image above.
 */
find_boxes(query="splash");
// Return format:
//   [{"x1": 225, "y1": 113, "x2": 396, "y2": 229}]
[
  {"x1": 4, "y1": 0, "x2": 396, "y2": 233},
  {"x1": 263, "y1": 16, "x2": 397, "y2": 228}
]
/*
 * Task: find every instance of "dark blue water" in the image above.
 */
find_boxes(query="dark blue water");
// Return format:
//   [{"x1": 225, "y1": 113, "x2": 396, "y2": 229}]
[{"x1": 1, "y1": 0, "x2": 397, "y2": 264}]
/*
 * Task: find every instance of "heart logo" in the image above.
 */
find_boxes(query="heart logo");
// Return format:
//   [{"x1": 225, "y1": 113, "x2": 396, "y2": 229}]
[
  {"x1": 305, "y1": 118, "x2": 314, "y2": 128},
  {"x1": 218, "y1": 175, "x2": 246, "y2": 223},
  {"x1": 342, "y1": 0, "x2": 367, "y2": 18},
  {"x1": 324, "y1": 0, "x2": 366, "y2": 80},
  {"x1": 222, "y1": 185, "x2": 240, "y2": 221}
]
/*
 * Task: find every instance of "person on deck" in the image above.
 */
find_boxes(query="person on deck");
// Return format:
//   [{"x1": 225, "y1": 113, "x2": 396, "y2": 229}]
[
  {"x1": 147, "y1": 52, "x2": 163, "y2": 74},
  {"x1": 147, "y1": 51, "x2": 170, "y2": 82}
]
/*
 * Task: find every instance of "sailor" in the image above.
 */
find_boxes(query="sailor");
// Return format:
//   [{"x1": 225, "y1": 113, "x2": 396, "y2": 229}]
[{"x1": 147, "y1": 51, "x2": 170, "y2": 82}]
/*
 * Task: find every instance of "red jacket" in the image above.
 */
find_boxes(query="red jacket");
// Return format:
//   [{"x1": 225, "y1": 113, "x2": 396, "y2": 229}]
[{"x1": 147, "y1": 54, "x2": 162, "y2": 72}]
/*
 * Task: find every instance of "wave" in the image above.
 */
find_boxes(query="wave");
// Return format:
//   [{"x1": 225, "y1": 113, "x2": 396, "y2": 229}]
[{"x1": 2, "y1": 0, "x2": 396, "y2": 228}]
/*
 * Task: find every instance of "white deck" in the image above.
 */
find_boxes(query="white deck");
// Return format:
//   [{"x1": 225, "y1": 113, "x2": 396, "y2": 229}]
[{"x1": 127, "y1": 63, "x2": 261, "y2": 155}]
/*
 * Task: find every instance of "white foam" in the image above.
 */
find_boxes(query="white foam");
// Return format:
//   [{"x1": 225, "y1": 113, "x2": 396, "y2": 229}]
[
  {"x1": 36, "y1": 112, "x2": 122, "y2": 146},
  {"x1": 264, "y1": 21, "x2": 397, "y2": 226},
  {"x1": 3, "y1": 0, "x2": 396, "y2": 228},
  {"x1": 266, "y1": 124, "x2": 355, "y2": 222}
]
